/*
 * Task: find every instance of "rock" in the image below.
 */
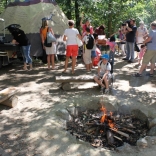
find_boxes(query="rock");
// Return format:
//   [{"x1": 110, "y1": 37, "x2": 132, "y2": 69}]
[
  {"x1": 131, "y1": 109, "x2": 148, "y2": 122},
  {"x1": 137, "y1": 138, "x2": 148, "y2": 148},
  {"x1": 55, "y1": 109, "x2": 72, "y2": 121},
  {"x1": 116, "y1": 143, "x2": 133, "y2": 153},
  {"x1": 148, "y1": 125, "x2": 156, "y2": 136},
  {"x1": 118, "y1": 105, "x2": 131, "y2": 115},
  {"x1": 149, "y1": 118, "x2": 156, "y2": 129}
]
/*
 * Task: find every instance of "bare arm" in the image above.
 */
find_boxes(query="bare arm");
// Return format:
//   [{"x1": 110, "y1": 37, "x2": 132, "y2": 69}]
[
  {"x1": 77, "y1": 34, "x2": 82, "y2": 40},
  {"x1": 143, "y1": 36, "x2": 152, "y2": 45},
  {"x1": 63, "y1": 35, "x2": 67, "y2": 41}
]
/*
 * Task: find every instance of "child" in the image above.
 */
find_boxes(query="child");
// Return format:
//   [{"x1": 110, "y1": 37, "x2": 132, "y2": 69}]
[
  {"x1": 138, "y1": 45, "x2": 146, "y2": 65},
  {"x1": 106, "y1": 35, "x2": 116, "y2": 65},
  {"x1": 82, "y1": 27, "x2": 94, "y2": 72}
]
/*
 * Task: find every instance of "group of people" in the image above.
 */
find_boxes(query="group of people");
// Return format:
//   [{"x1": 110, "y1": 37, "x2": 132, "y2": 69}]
[{"x1": 8, "y1": 17, "x2": 156, "y2": 94}]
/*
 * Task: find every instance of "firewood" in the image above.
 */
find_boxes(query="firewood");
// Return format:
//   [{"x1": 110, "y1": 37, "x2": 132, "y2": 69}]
[
  {"x1": 107, "y1": 130, "x2": 114, "y2": 144},
  {"x1": 122, "y1": 128, "x2": 136, "y2": 134},
  {"x1": 114, "y1": 136, "x2": 123, "y2": 141},
  {"x1": 1, "y1": 95, "x2": 18, "y2": 108},
  {"x1": 109, "y1": 128, "x2": 130, "y2": 138}
]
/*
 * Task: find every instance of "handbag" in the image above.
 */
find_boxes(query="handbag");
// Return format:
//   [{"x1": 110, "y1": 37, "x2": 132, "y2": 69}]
[
  {"x1": 47, "y1": 30, "x2": 56, "y2": 43},
  {"x1": 76, "y1": 37, "x2": 83, "y2": 47},
  {"x1": 44, "y1": 27, "x2": 52, "y2": 47}
]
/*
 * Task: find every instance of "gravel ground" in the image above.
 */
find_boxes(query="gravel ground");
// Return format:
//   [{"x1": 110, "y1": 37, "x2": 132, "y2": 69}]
[{"x1": 0, "y1": 55, "x2": 156, "y2": 156}]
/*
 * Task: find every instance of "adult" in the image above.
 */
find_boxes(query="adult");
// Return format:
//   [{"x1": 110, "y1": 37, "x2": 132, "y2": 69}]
[
  {"x1": 136, "y1": 21, "x2": 148, "y2": 49},
  {"x1": 134, "y1": 21, "x2": 156, "y2": 77},
  {"x1": 94, "y1": 54, "x2": 111, "y2": 94},
  {"x1": 80, "y1": 18, "x2": 94, "y2": 36},
  {"x1": 118, "y1": 28, "x2": 126, "y2": 56},
  {"x1": 95, "y1": 25, "x2": 105, "y2": 35},
  {"x1": 7, "y1": 25, "x2": 32, "y2": 70},
  {"x1": 122, "y1": 19, "x2": 137, "y2": 63},
  {"x1": 63, "y1": 20, "x2": 81, "y2": 74},
  {"x1": 40, "y1": 20, "x2": 57, "y2": 70},
  {"x1": 135, "y1": 21, "x2": 148, "y2": 59},
  {"x1": 40, "y1": 18, "x2": 48, "y2": 63}
]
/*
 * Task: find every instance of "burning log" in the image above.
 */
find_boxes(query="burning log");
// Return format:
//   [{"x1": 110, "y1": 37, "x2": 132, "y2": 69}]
[{"x1": 110, "y1": 128, "x2": 130, "y2": 138}]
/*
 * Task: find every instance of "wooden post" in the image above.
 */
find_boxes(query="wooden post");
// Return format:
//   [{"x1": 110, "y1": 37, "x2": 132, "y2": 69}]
[{"x1": 1, "y1": 95, "x2": 18, "y2": 108}]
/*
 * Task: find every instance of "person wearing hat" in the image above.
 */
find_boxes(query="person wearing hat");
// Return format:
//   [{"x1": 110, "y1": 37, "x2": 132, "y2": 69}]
[
  {"x1": 7, "y1": 25, "x2": 32, "y2": 70},
  {"x1": 62, "y1": 20, "x2": 82, "y2": 74},
  {"x1": 94, "y1": 54, "x2": 111, "y2": 94},
  {"x1": 134, "y1": 21, "x2": 156, "y2": 77}
]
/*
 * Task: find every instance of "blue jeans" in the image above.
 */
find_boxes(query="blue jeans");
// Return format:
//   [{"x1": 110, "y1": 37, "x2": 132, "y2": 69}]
[
  {"x1": 126, "y1": 42, "x2": 134, "y2": 61},
  {"x1": 109, "y1": 50, "x2": 114, "y2": 64},
  {"x1": 22, "y1": 45, "x2": 32, "y2": 64}
]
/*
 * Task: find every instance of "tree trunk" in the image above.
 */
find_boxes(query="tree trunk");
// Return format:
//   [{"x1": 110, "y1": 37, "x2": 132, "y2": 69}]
[
  {"x1": 107, "y1": 0, "x2": 113, "y2": 37},
  {"x1": 66, "y1": 0, "x2": 72, "y2": 20},
  {"x1": 75, "y1": 0, "x2": 80, "y2": 32}
]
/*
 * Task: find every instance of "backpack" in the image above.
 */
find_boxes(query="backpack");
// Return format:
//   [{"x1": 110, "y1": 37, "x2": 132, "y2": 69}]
[
  {"x1": 86, "y1": 34, "x2": 94, "y2": 50},
  {"x1": 100, "y1": 60, "x2": 113, "y2": 74}
]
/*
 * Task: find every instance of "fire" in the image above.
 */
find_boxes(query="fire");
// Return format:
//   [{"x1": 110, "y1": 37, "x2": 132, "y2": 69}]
[{"x1": 100, "y1": 106, "x2": 116, "y2": 129}]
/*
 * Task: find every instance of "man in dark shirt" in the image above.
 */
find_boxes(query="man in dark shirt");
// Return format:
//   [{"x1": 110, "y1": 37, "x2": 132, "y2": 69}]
[{"x1": 123, "y1": 19, "x2": 137, "y2": 63}]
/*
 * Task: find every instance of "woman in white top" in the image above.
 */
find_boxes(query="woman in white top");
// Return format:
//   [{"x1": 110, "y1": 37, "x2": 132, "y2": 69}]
[
  {"x1": 136, "y1": 21, "x2": 148, "y2": 49},
  {"x1": 63, "y1": 20, "x2": 81, "y2": 74}
]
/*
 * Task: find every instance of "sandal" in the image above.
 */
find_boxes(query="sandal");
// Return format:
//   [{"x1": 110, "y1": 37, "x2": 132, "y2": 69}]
[
  {"x1": 23, "y1": 67, "x2": 28, "y2": 71},
  {"x1": 149, "y1": 73, "x2": 154, "y2": 77},
  {"x1": 52, "y1": 67, "x2": 58, "y2": 70},
  {"x1": 134, "y1": 73, "x2": 142, "y2": 77},
  {"x1": 62, "y1": 70, "x2": 67, "y2": 73}
]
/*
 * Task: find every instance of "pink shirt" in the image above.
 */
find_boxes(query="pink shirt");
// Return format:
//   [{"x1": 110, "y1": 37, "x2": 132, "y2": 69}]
[
  {"x1": 106, "y1": 41, "x2": 116, "y2": 52},
  {"x1": 139, "y1": 48, "x2": 145, "y2": 59},
  {"x1": 82, "y1": 24, "x2": 94, "y2": 35}
]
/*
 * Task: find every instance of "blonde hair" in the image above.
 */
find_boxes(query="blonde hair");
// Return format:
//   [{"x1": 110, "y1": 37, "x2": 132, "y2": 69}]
[{"x1": 151, "y1": 21, "x2": 156, "y2": 27}]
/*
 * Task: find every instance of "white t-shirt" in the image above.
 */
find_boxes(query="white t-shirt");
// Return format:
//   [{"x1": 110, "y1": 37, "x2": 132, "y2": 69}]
[
  {"x1": 82, "y1": 34, "x2": 94, "y2": 44},
  {"x1": 98, "y1": 61, "x2": 111, "y2": 75},
  {"x1": 64, "y1": 28, "x2": 79, "y2": 45}
]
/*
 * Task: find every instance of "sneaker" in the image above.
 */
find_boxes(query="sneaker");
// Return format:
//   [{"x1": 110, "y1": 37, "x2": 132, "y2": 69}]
[
  {"x1": 100, "y1": 86, "x2": 105, "y2": 93},
  {"x1": 128, "y1": 60, "x2": 134, "y2": 63},
  {"x1": 122, "y1": 58, "x2": 128, "y2": 60},
  {"x1": 104, "y1": 89, "x2": 109, "y2": 94},
  {"x1": 134, "y1": 73, "x2": 142, "y2": 77}
]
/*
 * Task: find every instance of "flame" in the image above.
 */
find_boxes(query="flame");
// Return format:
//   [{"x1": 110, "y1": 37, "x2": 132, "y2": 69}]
[
  {"x1": 100, "y1": 113, "x2": 106, "y2": 123},
  {"x1": 100, "y1": 106, "x2": 116, "y2": 129}
]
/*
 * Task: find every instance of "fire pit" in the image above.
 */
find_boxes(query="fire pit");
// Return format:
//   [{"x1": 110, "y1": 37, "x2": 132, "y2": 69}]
[
  {"x1": 56, "y1": 96, "x2": 156, "y2": 152},
  {"x1": 65, "y1": 104, "x2": 148, "y2": 150}
]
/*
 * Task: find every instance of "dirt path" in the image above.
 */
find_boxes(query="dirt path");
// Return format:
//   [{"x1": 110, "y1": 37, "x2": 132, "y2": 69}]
[{"x1": 0, "y1": 56, "x2": 156, "y2": 156}]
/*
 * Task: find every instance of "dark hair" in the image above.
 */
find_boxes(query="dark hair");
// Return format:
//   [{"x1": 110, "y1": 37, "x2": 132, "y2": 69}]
[
  {"x1": 68, "y1": 22, "x2": 74, "y2": 26},
  {"x1": 110, "y1": 35, "x2": 116, "y2": 42},
  {"x1": 141, "y1": 45, "x2": 145, "y2": 49},
  {"x1": 99, "y1": 25, "x2": 105, "y2": 30},
  {"x1": 130, "y1": 18, "x2": 135, "y2": 23},
  {"x1": 93, "y1": 33, "x2": 98, "y2": 39},
  {"x1": 85, "y1": 27, "x2": 90, "y2": 33}
]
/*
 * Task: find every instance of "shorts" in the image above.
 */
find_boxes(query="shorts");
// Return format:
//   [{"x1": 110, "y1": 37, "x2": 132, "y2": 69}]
[
  {"x1": 91, "y1": 50, "x2": 97, "y2": 58},
  {"x1": 142, "y1": 50, "x2": 156, "y2": 64},
  {"x1": 45, "y1": 43, "x2": 56, "y2": 55},
  {"x1": 95, "y1": 72, "x2": 112, "y2": 80},
  {"x1": 66, "y1": 45, "x2": 78, "y2": 57},
  {"x1": 83, "y1": 49, "x2": 92, "y2": 64}
]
